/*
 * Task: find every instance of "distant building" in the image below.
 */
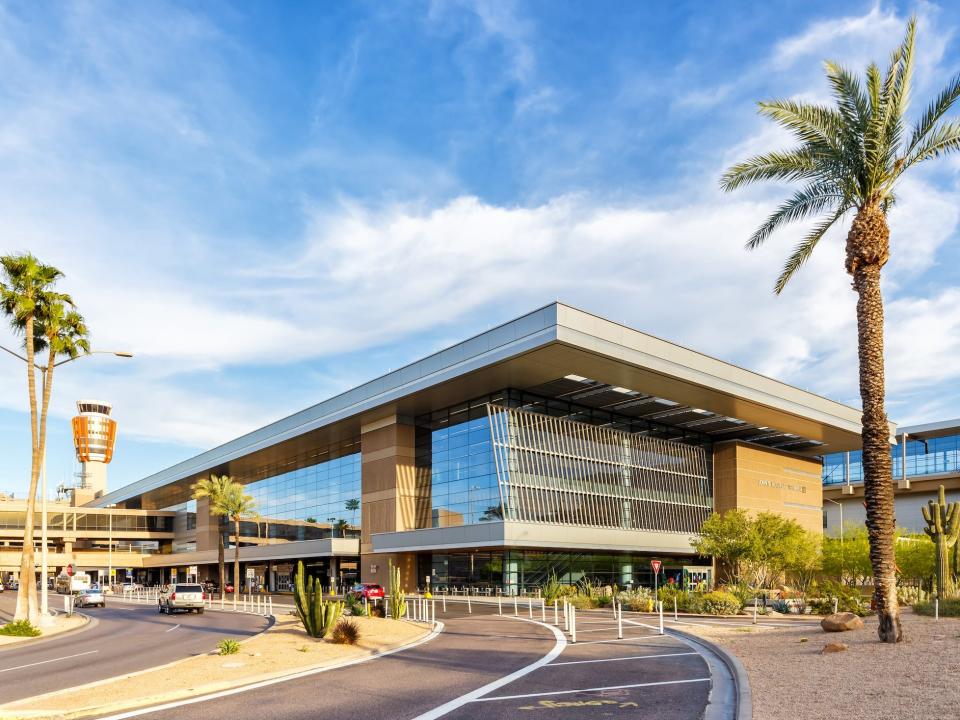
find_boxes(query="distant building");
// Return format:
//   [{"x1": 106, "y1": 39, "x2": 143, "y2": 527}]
[{"x1": 822, "y1": 419, "x2": 960, "y2": 535}]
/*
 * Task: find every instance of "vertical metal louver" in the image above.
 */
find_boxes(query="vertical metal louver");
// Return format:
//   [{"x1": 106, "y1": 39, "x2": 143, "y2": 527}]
[{"x1": 487, "y1": 404, "x2": 711, "y2": 533}]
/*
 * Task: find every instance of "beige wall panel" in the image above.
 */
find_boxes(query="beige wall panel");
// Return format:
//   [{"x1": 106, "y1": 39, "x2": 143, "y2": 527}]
[
  {"x1": 713, "y1": 441, "x2": 823, "y2": 535},
  {"x1": 360, "y1": 551, "x2": 418, "y2": 590}
]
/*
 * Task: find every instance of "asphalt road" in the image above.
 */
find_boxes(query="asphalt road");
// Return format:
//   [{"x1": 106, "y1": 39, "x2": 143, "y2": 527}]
[
  {"x1": 0, "y1": 591, "x2": 268, "y2": 703},
  {"x1": 101, "y1": 602, "x2": 715, "y2": 720}
]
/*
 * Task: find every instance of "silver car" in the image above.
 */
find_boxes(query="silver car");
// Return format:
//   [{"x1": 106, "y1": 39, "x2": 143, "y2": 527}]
[
  {"x1": 158, "y1": 583, "x2": 206, "y2": 614},
  {"x1": 76, "y1": 588, "x2": 105, "y2": 608}
]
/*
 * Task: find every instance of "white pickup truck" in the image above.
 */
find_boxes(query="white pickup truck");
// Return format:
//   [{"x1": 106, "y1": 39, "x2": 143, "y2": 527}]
[{"x1": 158, "y1": 583, "x2": 206, "y2": 614}]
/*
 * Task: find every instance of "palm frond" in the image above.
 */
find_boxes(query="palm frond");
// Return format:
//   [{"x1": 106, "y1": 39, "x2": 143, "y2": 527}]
[
  {"x1": 757, "y1": 100, "x2": 846, "y2": 148},
  {"x1": 720, "y1": 148, "x2": 819, "y2": 191},
  {"x1": 905, "y1": 73, "x2": 960, "y2": 157},
  {"x1": 746, "y1": 182, "x2": 846, "y2": 250},
  {"x1": 905, "y1": 121, "x2": 960, "y2": 166},
  {"x1": 823, "y1": 61, "x2": 869, "y2": 131},
  {"x1": 774, "y1": 207, "x2": 848, "y2": 294}
]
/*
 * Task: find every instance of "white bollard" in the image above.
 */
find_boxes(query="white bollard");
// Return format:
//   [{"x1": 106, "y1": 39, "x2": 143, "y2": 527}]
[
  {"x1": 554, "y1": 600, "x2": 559, "y2": 626},
  {"x1": 268, "y1": 597, "x2": 273, "y2": 616},
  {"x1": 571, "y1": 606, "x2": 577, "y2": 643},
  {"x1": 563, "y1": 598, "x2": 568, "y2": 630},
  {"x1": 617, "y1": 602, "x2": 623, "y2": 639},
  {"x1": 442, "y1": 592, "x2": 447, "y2": 612},
  {"x1": 528, "y1": 597, "x2": 533, "y2": 619},
  {"x1": 753, "y1": 601, "x2": 757, "y2": 625},
  {"x1": 514, "y1": 595, "x2": 519, "y2": 616},
  {"x1": 833, "y1": 598, "x2": 838, "y2": 614},
  {"x1": 541, "y1": 599, "x2": 546, "y2": 622},
  {"x1": 467, "y1": 593, "x2": 472, "y2": 614},
  {"x1": 936, "y1": 598, "x2": 940, "y2": 620},
  {"x1": 674, "y1": 596, "x2": 678, "y2": 621},
  {"x1": 498, "y1": 594, "x2": 502, "y2": 615},
  {"x1": 658, "y1": 600, "x2": 664, "y2": 635},
  {"x1": 432, "y1": 598, "x2": 436, "y2": 626},
  {"x1": 233, "y1": 593, "x2": 237, "y2": 611}
]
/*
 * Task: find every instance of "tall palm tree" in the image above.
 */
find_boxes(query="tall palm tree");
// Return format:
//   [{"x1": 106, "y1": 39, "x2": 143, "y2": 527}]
[
  {"x1": 191, "y1": 474, "x2": 233, "y2": 596},
  {"x1": 222, "y1": 483, "x2": 256, "y2": 593},
  {"x1": 0, "y1": 255, "x2": 73, "y2": 622},
  {"x1": 721, "y1": 18, "x2": 960, "y2": 643}
]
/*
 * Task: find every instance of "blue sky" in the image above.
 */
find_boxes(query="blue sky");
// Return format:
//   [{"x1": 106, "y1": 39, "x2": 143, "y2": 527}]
[{"x1": 0, "y1": 1, "x2": 958, "y2": 498}]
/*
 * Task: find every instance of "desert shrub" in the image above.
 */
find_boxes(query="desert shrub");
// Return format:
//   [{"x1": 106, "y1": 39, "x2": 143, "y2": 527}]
[
  {"x1": 0, "y1": 620, "x2": 40, "y2": 637},
  {"x1": 217, "y1": 639, "x2": 240, "y2": 655},
  {"x1": 808, "y1": 581, "x2": 869, "y2": 616},
  {"x1": 596, "y1": 594, "x2": 613, "y2": 608},
  {"x1": 914, "y1": 599, "x2": 960, "y2": 617},
  {"x1": 690, "y1": 590, "x2": 742, "y2": 615},
  {"x1": 769, "y1": 599, "x2": 791, "y2": 613},
  {"x1": 367, "y1": 604, "x2": 385, "y2": 618},
  {"x1": 345, "y1": 594, "x2": 368, "y2": 616},
  {"x1": 619, "y1": 587, "x2": 654, "y2": 612},
  {"x1": 565, "y1": 594, "x2": 598, "y2": 610},
  {"x1": 657, "y1": 585, "x2": 691, "y2": 611},
  {"x1": 721, "y1": 583, "x2": 756, "y2": 607},
  {"x1": 330, "y1": 619, "x2": 361, "y2": 645}
]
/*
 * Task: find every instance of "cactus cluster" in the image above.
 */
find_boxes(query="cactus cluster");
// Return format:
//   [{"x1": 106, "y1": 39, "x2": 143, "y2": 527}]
[
  {"x1": 388, "y1": 558, "x2": 407, "y2": 620},
  {"x1": 293, "y1": 560, "x2": 344, "y2": 638},
  {"x1": 922, "y1": 485, "x2": 960, "y2": 598}
]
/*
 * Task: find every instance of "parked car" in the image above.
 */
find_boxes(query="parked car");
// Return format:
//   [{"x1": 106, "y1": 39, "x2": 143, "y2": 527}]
[
  {"x1": 158, "y1": 583, "x2": 206, "y2": 614},
  {"x1": 349, "y1": 583, "x2": 385, "y2": 601},
  {"x1": 224, "y1": 582, "x2": 235, "y2": 594},
  {"x1": 76, "y1": 588, "x2": 105, "y2": 608}
]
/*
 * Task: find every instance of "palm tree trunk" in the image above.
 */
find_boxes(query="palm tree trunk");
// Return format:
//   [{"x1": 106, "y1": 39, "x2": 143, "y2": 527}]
[
  {"x1": 848, "y1": 205, "x2": 901, "y2": 643},
  {"x1": 233, "y1": 517, "x2": 240, "y2": 596},
  {"x1": 16, "y1": 313, "x2": 40, "y2": 623}
]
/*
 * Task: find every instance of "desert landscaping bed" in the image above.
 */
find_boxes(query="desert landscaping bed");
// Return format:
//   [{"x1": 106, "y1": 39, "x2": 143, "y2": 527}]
[
  {"x1": 682, "y1": 609, "x2": 960, "y2": 720},
  {"x1": 0, "y1": 613, "x2": 87, "y2": 648},
  {"x1": 0, "y1": 614, "x2": 431, "y2": 719}
]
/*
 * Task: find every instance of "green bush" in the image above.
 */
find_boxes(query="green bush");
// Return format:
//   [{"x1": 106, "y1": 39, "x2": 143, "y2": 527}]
[
  {"x1": 0, "y1": 619, "x2": 41, "y2": 637},
  {"x1": 596, "y1": 594, "x2": 613, "y2": 608},
  {"x1": 217, "y1": 638, "x2": 240, "y2": 655},
  {"x1": 565, "y1": 594, "x2": 599, "y2": 610},
  {"x1": 808, "y1": 581, "x2": 869, "y2": 616},
  {"x1": 913, "y1": 599, "x2": 960, "y2": 617},
  {"x1": 721, "y1": 583, "x2": 756, "y2": 607},
  {"x1": 657, "y1": 585, "x2": 691, "y2": 612},
  {"x1": 690, "y1": 590, "x2": 742, "y2": 615}
]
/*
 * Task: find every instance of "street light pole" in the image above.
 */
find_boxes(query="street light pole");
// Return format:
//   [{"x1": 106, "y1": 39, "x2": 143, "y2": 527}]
[{"x1": 0, "y1": 345, "x2": 133, "y2": 624}]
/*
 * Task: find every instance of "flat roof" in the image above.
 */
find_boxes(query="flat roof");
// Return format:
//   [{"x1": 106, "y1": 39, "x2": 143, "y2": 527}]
[
  {"x1": 902, "y1": 418, "x2": 960, "y2": 440},
  {"x1": 94, "y1": 302, "x2": 872, "y2": 507}
]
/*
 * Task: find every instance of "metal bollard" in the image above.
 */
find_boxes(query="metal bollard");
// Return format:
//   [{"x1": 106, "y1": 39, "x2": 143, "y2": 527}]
[
  {"x1": 563, "y1": 598, "x2": 569, "y2": 630},
  {"x1": 541, "y1": 599, "x2": 546, "y2": 622},
  {"x1": 674, "y1": 596, "x2": 678, "y2": 621},
  {"x1": 467, "y1": 593, "x2": 472, "y2": 614},
  {"x1": 936, "y1": 598, "x2": 940, "y2": 620},
  {"x1": 658, "y1": 600, "x2": 664, "y2": 635},
  {"x1": 617, "y1": 602, "x2": 623, "y2": 639},
  {"x1": 528, "y1": 597, "x2": 533, "y2": 619},
  {"x1": 498, "y1": 594, "x2": 502, "y2": 615},
  {"x1": 571, "y1": 606, "x2": 577, "y2": 643},
  {"x1": 554, "y1": 599, "x2": 559, "y2": 626},
  {"x1": 514, "y1": 595, "x2": 518, "y2": 616}
]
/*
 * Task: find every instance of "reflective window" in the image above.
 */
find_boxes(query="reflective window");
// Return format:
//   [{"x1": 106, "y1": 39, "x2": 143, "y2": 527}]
[{"x1": 823, "y1": 433, "x2": 960, "y2": 485}]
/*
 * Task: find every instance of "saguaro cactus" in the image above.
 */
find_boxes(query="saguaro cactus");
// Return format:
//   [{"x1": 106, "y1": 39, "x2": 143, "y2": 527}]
[
  {"x1": 922, "y1": 485, "x2": 960, "y2": 598},
  {"x1": 293, "y1": 560, "x2": 343, "y2": 638},
  {"x1": 388, "y1": 558, "x2": 407, "y2": 620}
]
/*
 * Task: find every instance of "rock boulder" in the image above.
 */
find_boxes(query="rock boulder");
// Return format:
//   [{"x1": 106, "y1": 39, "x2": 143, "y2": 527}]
[{"x1": 820, "y1": 612, "x2": 864, "y2": 632}]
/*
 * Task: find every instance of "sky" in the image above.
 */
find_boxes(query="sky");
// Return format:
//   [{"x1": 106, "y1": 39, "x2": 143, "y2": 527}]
[{"x1": 0, "y1": 0, "x2": 958, "y2": 498}]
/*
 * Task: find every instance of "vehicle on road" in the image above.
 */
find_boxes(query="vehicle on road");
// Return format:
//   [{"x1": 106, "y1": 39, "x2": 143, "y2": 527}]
[
  {"x1": 56, "y1": 571, "x2": 92, "y2": 594},
  {"x1": 348, "y1": 583, "x2": 385, "y2": 601},
  {"x1": 159, "y1": 583, "x2": 206, "y2": 614},
  {"x1": 5, "y1": 579, "x2": 17, "y2": 590},
  {"x1": 75, "y1": 588, "x2": 105, "y2": 608}
]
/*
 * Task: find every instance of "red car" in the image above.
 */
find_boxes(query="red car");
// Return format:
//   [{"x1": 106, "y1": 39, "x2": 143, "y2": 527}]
[{"x1": 349, "y1": 583, "x2": 384, "y2": 601}]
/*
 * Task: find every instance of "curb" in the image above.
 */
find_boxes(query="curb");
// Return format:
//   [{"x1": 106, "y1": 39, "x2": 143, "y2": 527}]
[
  {"x1": 0, "y1": 613, "x2": 97, "y2": 655},
  {"x1": 668, "y1": 627, "x2": 752, "y2": 720},
  {"x1": 0, "y1": 618, "x2": 440, "y2": 720}
]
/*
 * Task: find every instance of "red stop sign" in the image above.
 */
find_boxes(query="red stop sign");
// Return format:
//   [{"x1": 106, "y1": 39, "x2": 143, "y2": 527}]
[{"x1": 66, "y1": 564, "x2": 74, "y2": 577}]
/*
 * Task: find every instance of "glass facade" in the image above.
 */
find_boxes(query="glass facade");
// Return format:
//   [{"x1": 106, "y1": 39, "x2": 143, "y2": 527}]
[
  {"x1": 0, "y1": 510, "x2": 172, "y2": 532},
  {"x1": 418, "y1": 549, "x2": 708, "y2": 594},
  {"x1": 416, "y1": 389, "x2": 712, "y2": 532},
  {"x1": 823, "y1": 432, "x2": 960, "y2": 485},
  {"x1": 240, "y1": 451, "x2": 361, "y2": 541}
]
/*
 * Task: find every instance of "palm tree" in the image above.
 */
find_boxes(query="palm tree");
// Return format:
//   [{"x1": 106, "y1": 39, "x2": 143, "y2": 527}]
[
  {"x1": 191, "y1": 474, "x2": 234, "y2": 596},
  {"x1": 333, "y1": 518, "x2": 350, "y2": 538},
  {"x1": 721, "y1": 18, "x2": 960, "y2": 643},
  {"x1": 345, "y1": 498, "x2": 359, "y2": 513},
  {"x1": 0, "y1": 255, "x2": 78, "y2": 622},
  {"x1": 222, "y1": 483, "x2": 256, "y2": 594}
]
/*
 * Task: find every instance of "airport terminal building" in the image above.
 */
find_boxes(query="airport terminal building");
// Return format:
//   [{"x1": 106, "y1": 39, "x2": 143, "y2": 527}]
[{"x1": 3, "y1": 303, "x2": 869, "y2": 593}]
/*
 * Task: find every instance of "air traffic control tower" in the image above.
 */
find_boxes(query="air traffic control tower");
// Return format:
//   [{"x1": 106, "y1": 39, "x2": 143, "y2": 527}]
[{"x1": 71, "y1": 400, "x2": 118, "y2": 502}]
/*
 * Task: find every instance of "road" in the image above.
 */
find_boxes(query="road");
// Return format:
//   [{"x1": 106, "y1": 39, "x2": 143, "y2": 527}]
[
  {"x1": 96, "y1": 602, "x2": 718, "y2": 720},
  {"x1": 0, "y1": 591, "x2": 268, "y2": 703}
]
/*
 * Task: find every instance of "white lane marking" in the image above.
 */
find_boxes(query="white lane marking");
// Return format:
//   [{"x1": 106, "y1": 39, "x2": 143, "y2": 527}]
[
  {"x1": 574, "y1": 634, "x2": 674, "y2": 646},
  {"x1": 0, "y1": 650, "x2": 98, "y2": 673},
  {"x1": 92, "y1": 623, "x2": 444, "y2": 720},
  {"x1": 474, "y1": 677, "x2": 711, "y2": 702},
  {"x1": 164, "y1": 624, "x2": 180, "y2": 633},
  {"x1": 548, "y1": 651, "x2": 699, "y2": 667},
  {"x1": 409, "y1": 616, "x2": 566, "y2": 720}
]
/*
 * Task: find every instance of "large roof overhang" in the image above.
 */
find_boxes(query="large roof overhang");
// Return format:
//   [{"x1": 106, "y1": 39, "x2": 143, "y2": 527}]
[{"x1": 94, "y1": 302, "x2": 875, "y2": 508}]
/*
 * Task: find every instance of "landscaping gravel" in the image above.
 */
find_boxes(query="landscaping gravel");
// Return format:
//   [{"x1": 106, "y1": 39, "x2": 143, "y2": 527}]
[{"x1": 682, "y1": 610, "x2": 960, "y2": 720}]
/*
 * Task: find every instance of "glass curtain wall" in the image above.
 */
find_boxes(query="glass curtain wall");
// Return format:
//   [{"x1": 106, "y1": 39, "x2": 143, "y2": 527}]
[{"x1": 823, "y1": 433, "x2": 960, "y2": 485}]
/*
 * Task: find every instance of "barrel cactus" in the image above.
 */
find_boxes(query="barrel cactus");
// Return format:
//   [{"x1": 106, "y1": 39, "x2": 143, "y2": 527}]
[
  {"x1": 922, "y1": 485, "x2": 960, "y2": 598},
  {"x1": 293, "y1": 560, "x2": 343, "y2": 638}
]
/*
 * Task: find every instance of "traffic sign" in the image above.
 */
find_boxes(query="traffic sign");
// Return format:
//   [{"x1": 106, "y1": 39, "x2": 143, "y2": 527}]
[
  {"x1": 66, "y1": 564, "x2": 74, "y2": 577},
  {"x1": 651, "y1": 560, "x2": 662, "y2": 575}
]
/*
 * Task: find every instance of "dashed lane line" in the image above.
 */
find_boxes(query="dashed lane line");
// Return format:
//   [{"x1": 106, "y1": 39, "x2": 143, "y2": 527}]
[
  {"x1": 164, "y1": 624, "x2": 181, "y2": 633},
  {"x1": 0, "y1": 650, "x2": 98, "y2": 673},
  {"x1": 472, "y1": 677, "x2": 712, "y2": 702}
]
